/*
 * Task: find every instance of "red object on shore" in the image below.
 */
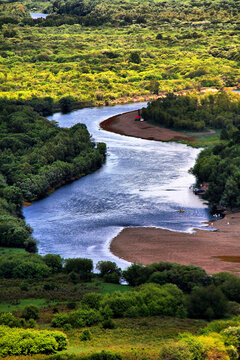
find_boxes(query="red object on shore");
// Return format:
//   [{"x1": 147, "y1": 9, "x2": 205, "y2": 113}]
[{"x1": 135, "y1": 115, "x2": 141, "y2": 120}]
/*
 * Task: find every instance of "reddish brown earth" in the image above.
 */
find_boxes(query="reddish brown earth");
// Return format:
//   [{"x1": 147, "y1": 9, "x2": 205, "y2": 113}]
[
  {"x1": 110, "y1": 213, "x2": 240, "y2": 275},
  {"x1": 100, "y1": 110, "x2": 194, "y2": 142}
]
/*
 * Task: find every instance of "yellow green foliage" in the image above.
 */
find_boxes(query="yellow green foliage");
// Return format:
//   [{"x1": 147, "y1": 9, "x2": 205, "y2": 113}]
[{"x1": 0, "y1": 325, "x2": 68, "y2": 356}]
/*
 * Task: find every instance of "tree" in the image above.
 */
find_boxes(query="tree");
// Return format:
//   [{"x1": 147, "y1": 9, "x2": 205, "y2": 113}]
[
  {"x1": 43, "y1": 254, "x2": 63, "y2": 273},
  {"x1": 64, "y1": 258, "x2": 93, "y2": 281},
  {"x1": 96, "y1": 261, "x2": 122, "y2": 284},
  {"x1": 186, "y1": 285, "x2": 227, "y2": 320},
  {"x1": 21, "y1": 304, "x2": 39, "y2": 320}
]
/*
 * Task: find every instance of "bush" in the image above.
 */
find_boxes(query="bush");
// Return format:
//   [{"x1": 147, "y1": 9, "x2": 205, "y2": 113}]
[
  {"x1": 21, "y1": 304, "x2": 39, "y2": 320},
  {"x1": 186, "y1": 285, "x2": 227, "y2": 320},
  {"x1": 44, "y1": 254, "x2": 63, "y2": 274},
  {"x1": 179, "y1": 333, "x2": 230, "y2": 360},
  {"x1": 0, "y1": 313, "x2": 21, "y2": 328},
  {"x1": 64, "y1": 258, "x2": 93, "y2": 281},
  {"x1": 96, "y1": 261, "x2": 122, "y2": 284},
  {"x1": 221, "y1": 326, "x2": 240, "y2": 350},
  {"x1": 80, "y1": 329, "x2": 92, "y2": 341},
  {"x1": 81, "y1": 293, "x2": 103, "y2": 309},
  {"x1": 0, "y1": 325, "x2": 67, "y2": 356},
  {"x1": 160, "y1": 341, "x2": 192, "y2": 360},
  {"x1": 102, "y1": 318, "x2": 116, "y2": 329},
  {"x1": 52, "y1": 308, "x2": 102, "y2": 328}
]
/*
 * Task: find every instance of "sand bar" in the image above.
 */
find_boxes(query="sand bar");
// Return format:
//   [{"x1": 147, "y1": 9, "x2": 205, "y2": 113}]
[
  {"x1": 110, "y1": 213, "x2": 240, "y2": 274},
  {"x1": 102, "y1": 107, "x2": 240, "y2": 274},
  {"x1": 100, "y1": 110, "x2": 194, "y2": 142}
]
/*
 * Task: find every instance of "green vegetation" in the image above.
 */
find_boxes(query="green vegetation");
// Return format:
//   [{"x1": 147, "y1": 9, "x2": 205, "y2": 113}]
[
  {"x1": 1, "y1": 256, "x2": 240, "y2": 358},
  {"x1": 0, "y1": 0, "x2": 239, "y2": 105},
  {"x1": 0, "y1": 325, "x2": 67, "y2": 356},
  {"x1": 142, "y1": 91, "x2": 240, "y2": 208},
  {"x1": 0, "y1": 100, "x2": 106, "y2": 251},
  {"x1": 0, "y1": 0, "x2": 240, "y2": 358},
  {"x1": 142, "y1": 92, "x2": 240, "y2": 131}
]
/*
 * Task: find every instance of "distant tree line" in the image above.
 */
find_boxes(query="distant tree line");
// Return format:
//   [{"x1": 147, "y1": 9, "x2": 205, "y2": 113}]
[{"x1": 142, "y1": 92, "x2": 240, "y2": 131}]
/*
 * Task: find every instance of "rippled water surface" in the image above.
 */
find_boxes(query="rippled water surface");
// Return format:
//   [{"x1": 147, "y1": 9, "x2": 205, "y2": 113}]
[{"x1": 24, "y1": 103, "x2": 210, "y2": 268}]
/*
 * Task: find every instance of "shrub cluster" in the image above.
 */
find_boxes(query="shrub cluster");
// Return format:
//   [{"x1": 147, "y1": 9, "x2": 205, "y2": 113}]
[
  {"x1": 142, "y1": 92, "x2": 240, "y2": 131},
  {"x1": 0, "y1": 325, "x2": 67, "y2": 356},
  {"x1": 51, "y1": 283, "x2": 185, "y2": 328}
]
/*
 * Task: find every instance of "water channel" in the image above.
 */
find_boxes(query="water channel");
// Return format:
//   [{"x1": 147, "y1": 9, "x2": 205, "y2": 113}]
[{"x1": 23, "y1": 103, "x2": 211, "y2": 269}]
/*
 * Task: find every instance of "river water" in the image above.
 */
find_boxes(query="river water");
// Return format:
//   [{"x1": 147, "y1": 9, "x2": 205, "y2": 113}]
[
  {"x1": 23, "y1": 103, "x2": 210, "y2": 269},
  {"x1": 30, "y1": 13, "x2": 48, "y2": 19}
]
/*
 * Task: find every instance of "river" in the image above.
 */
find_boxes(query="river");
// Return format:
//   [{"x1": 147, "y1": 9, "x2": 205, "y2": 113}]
[
  {"x1": 30, "y1": 13, "x2": 48, "y2": 19},
  {"x1": 23, "y1": 103, "x2": 210, "y2": 269}
]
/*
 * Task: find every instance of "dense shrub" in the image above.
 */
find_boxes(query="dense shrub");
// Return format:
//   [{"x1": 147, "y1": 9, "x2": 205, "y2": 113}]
[
  {"x1": 0, "y1": 313, "x2": 21, "y2": 328},
  {"x1": 179, "y1": 332, "x2": 231, "y2": 360},
  {"x1": 0, "y1": 253, "x2": 51, "y2": 279},
  {"x1": 213, "y1": 272, "x2": 240, "y2": 303},
  {"x1": 21, "y1": 304, "x2": 39, "y2": 320},
  {"x1": 160, "y1": 341, "x2": 192, "y2": 360},
  {"x1": 64, "y1": 258, "x2": 93, "y2": 281},
  {"x1": 123, "y1": 262, "x2": 210, "y2": 292},
  {"x1": 101, "y1": 283, "x2": 184, "y2": 318},
  {"x1": 0, "y1": 325, "x2": 67, "y2": 356},
  {"x1": 44, "y1": 254, "x2": 63, "y2": 274},
  {"x1": 96, "y1": 261, "x2": 122, "y2": 284},
  {"x1": 186, "y1": 285, "x2": 227, "y2": 320},
  {"x1": 51, "y1": 308, "x2": 102, "y2": 328}
]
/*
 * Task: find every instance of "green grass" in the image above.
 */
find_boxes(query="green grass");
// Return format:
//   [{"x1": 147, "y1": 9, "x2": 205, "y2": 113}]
[
  {"x1": 0, "y1": 298, "x2": 57, "y2": 313},
  {"x1": 64, "y1": 316, "x2": 206, "y2": 359},
  {"x1": 0, "y1": 247, "x2": 26, "y2": 256},
  {"x1": 87, "y1": 280, "x2": 132, "y2": 294}
]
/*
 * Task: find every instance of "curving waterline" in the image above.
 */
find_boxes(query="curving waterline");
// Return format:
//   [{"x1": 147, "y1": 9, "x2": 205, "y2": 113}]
[{"x1": 23, "y1": 102, "x2": 211, "y2": 269}]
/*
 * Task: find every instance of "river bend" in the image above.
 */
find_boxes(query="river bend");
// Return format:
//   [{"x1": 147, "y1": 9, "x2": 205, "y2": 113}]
[{"x1": 24, "y1": 103, "x2": 210, "y2": 269}]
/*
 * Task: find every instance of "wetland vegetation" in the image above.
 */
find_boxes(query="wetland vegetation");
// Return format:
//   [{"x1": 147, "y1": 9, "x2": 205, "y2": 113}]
[{"x1": 0, "y1": 0, "x2": 240, "y2": 357}]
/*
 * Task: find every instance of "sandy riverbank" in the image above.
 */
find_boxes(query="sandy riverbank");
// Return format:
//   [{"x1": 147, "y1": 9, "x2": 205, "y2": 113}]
[
  {"x1": 110, "y1": 213, "x2": 240, "y2": 274},
  {"x1": 100, "y1": 110, "x2": 194, "y2": 142},
  {"x1": 102, "y1": 101, "x2": 240, "y2": 275}
]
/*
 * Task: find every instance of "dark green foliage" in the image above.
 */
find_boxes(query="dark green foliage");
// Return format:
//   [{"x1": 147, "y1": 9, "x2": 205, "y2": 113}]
[
  {"x1": 65, "y1": 258, "x2": 93, "y2": 281},
  {"x1": 102, "y1": 318, "x2": 116, "y2": 329},
  {"x1": 212, "y1": 272, "x2": 240, "y2": 303},
  {"x1": 96, "y1": 261, "x2": 122, "y2": 284},
  {"x1": 186, "y1": 285, "x2": 227, "y2": 320},
  {"x1": 59, "y1": 96, "x2": 75, "y2": 114},
  {"x1": 21, "y1": 304, "x2": 39, "y2": 320},
  {"x1": 0, "y1": 312, "x2": 22, "y2": 328},
  {"x1": 0, "y1": 252, "x2": 51, "y2": 279},
  {"x1": 123, "y1": 262, "x2": 211, "y2": 292},
  {"x1": 129, "y1": 52, "x2": 141, "y2": 64},
  {"x1": 143, "y1": 92, "x2": 240, "y2": 131},
  {"x1": 191, "y1": 131, "x2": 240, "y2": 208},
  {"x1": 51, "y1": 308, "x2": 102, "y2": 328},
  {"x1": 81, "y1": 293, "x2": 103, "y2": 309},
  {"x1": 44, "y1": 254, "x2": 63, "y2": 274},
  {"x1": 0, "y1": 100, "x2": 106, "y2": 251}
]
